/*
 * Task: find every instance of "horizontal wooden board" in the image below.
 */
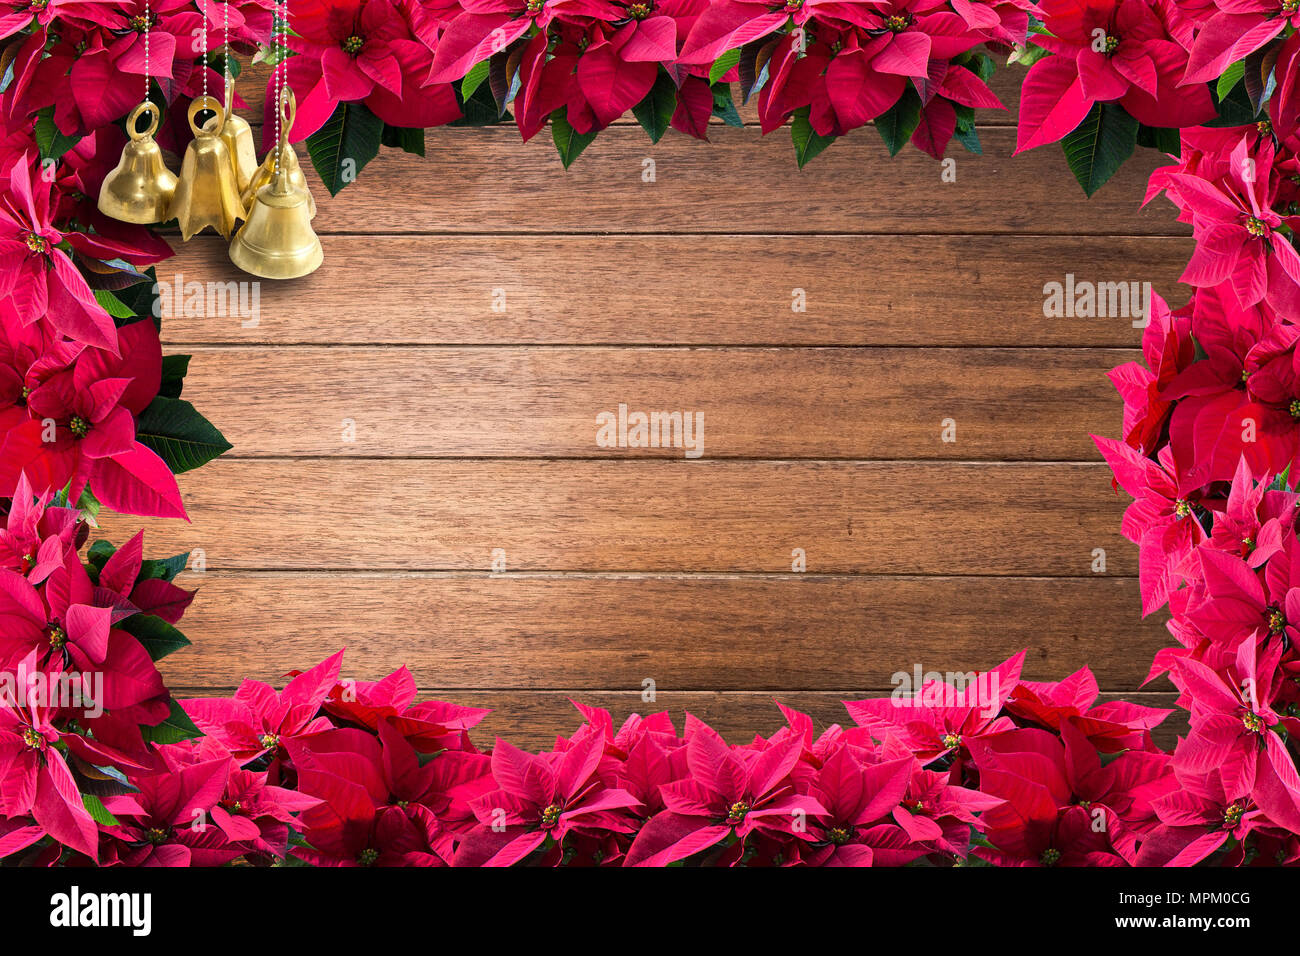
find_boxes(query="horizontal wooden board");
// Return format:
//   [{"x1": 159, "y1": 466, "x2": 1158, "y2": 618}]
[
  {"x1": 157, "y1": 572, "x2": 1167, "y2": 689},
  {"x1": 97, "y1": 460, "x2": 1134, "y2": 574},
  {"x1": 166, "y1": 688, "x2": 1184, "y2": 752},
  {"x1": 158, "y1": 235, "x2": 1193, "y2": 347},
  {"x1": 290, "y1": 127, "x2": 1185, "y2": 236},
  {"x1": 173, "y1": 346, "x2": 1131, "y2": 460}
]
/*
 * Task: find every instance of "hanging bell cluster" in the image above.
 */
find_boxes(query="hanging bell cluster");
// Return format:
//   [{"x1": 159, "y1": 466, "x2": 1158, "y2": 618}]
[
  {"x1": 230, "y1": 86, "x2": 322, "y2": 278},
  {"x1": 96, "y1": 75, "x2": 322, "y2": 280}
]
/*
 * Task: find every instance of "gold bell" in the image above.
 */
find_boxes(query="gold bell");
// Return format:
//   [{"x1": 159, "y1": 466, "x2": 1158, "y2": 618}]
[
  {"x1": 241, "y1": 87, "x2": 315, "y2": 218},
  {"x1": 97, "y1": 102, "x2": 178, "y2": 224},
  {"x1": 219, "y1": 74, "x2": 259, "y2": 194},
  {"x1": 168, "y1": 95, "x2": 246, "y2": 241},
  {"x1": 229, "y1": 162, "x2": 323, "y2": 280}
]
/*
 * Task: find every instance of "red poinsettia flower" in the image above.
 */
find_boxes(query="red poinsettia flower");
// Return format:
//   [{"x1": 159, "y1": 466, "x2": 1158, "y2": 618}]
[
  {"x1": 456, "y1": 724, "x2": 642, "y2": 866},
  {"x1": 1184, "y1": 0, "x2": 1300, "y2": 84},
  {"x1": 101, "y1": 749, "x2": 241, "y2": 866},
  {"x1": 1173, "y1": 137, "x2": 1300, "y2": 318},
  {"x1": 624, "y1": 716, "x2": 825, "y2": 866},
  {"x1": 1016, "y1": 0, "x2": 1214, "y2": 153},
  {"x1": 0, "y1": 472, "x2": 83, "y2": 582},
  {"x1": 181, "y1": 650, "x2": 344, "y2": 764},
  {"x1": 1095, "y1": 438, "x2": 1208, "y2": 614},
  {"x1": 0, "y1": 651, "x2": 100, "y2": 860},
  {"x1": 286, "y1": 0, "x2": 461, "y2": 142},
  {"x1": 0, "y1": 323, "x2": 185, "y2": 521},
  {"x1": 0, "y1": 155, "x2": 116, "y2": 352}
]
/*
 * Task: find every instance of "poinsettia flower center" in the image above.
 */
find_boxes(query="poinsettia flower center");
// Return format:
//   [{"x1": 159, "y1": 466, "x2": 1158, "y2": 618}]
[
  {"x1": 884, "y1": 13, "x2": 914, "y2": 32},
  {"x1": 1245, "y1": 216, "x2": 1269, "y2": 238},
  {"x1": 1289, "y1": 399, "x2": 1300, "y2": 418},
  {"x1": 357, "y1": 847, "x2": 380, "y2": 865},
  {"x1": 1173, "y1": 498, "x2": 1192, "y2": 518},
  {"x1": 1039, "y1": 847, "x2": 1061, "y2": 866},
  {"x1": 21, "y1": 727, "x2": 42, "y2": 750},
  {"x1": 1242, "y1": 535, "x2": 1255, "y2": 553},
  {"x1": 627, "y1": 1, "x2": 651, "y2": 19},
  {"x1": 144, "y1": 826, "x2": 170, "y2": 845},
  {"x1": 259, "y1": 732, "x2": 281, "y2": 750},
  {"x1": 540, "y1": 803, "x2": 564, "y2": 828},
  {"x1": 827, "y1": 824, "x2": 854, "y2": 845},
  {"x1": 526, "y1": 0, "x2": 545, "y2": 14},
  {"x1": 129, "y1": 12, "x2": 156, "y2": 32},
  {"x1": 941, "y1": 732, "x2": 961, "y2": 750},
  {"x1": 1223, "y1": 802, "x2": 1246, "y2": 828},
  {"x1": 1284, "y1": 0, "x2": 1299, "y2": 14},
  {"x1": 46, "y1": 624, "x2": 67, "y2": 650},
  {"x1": 68, "y1": 416, "x2": 89, "y2": 438},
  {"x1": 785, "y1": 0, "x2": 802, "y2": 8},
  {"x1": 23, "y1": 232, "x2": 48, "y2": 255},
  {"x1": 1102, "y1": 34, "x2": 1120, "y2": 56},
  {"x1": 726, "y1": 800, "x2": 750, "y2": 823},
  {"x1": 1242, "y1": 710, "x2": 1266, "y2": 733},
  {"x1": 1267, "y1": 606, "x2": 1286, "y2": 633},
  {"x1": 342, "y1": 35, "x2": 365, "y2": 55},
  {"x1": 1258, "y1": 119, "x2": 1274, "y2": 137}
]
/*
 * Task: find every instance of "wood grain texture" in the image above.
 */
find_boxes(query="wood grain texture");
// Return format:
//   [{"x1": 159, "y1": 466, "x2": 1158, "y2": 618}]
[
  {"x1": 172, "y1": 346, "x2": 1131, "y2": 460},
  {"x1": 158, "y1": 235, "x2": 1193, "y2": 347},
  {"x1": 98, "y1": 460, "x2": 1133, "y2": 574},
  {"x1": 157, "y1": 572, "x2": 1168, "y2": 689},
  {"x1": 166, "y1": 688, "x2": 1184, "y2": 752},
  {"x1": 294, "y1": 127, "x2": 1187, "y2": 236},
  {"x1": 153, "y1": 65, "x2": 1184, "y2": 743}
]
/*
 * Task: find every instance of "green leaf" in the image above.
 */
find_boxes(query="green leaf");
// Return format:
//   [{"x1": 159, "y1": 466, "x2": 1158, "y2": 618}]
[
  {"x1": 93, "y1": 290, "x2": 135, "y2": 319},
  {"x1": 75, "y1": 486, "x2": 100, "y2": 522},
  {"x1": 551, "y1": 110, "x2": 599, "y2": 169},
  {"x1": 34, "y1": 108, "x2": 80, "y2": 161},
  {"x1": 1060, "y1": 101, "x2": 1138, "y2": 197},
  {"x1": 159, "y1": 354, "x2": 190, "y2": 400},
  {"x1": 138, "y1": 552, "x2": 191, "y2": 583},
  {"x1": 119, "y1": 615, "x2": 192, "y2": 663},
  {"x1": 1007, "y1": 43, "x2": 1051, "y2": 68},
  {"x1": 86, "y1": 540, "x2": 116, "y2": 572},
  {"x1": 709, "y1": 49, "x2": 741, "y2": 85},
  {"x1": 304, "y1": 101, "x2": 384, "y2": 197},
  {"x1": 140, "y1": 699, "x2": 203, "y2": 745},
  {"x1": 1206, "y1": 80, "x2": 1260, "y2": 126},
  {"x1": 631, "y1": 70, "x2": 678, "y2": 144},
  {"x1": 134, "y1": 396, "x2": 232, "y2": 473},
  {"x1": 1136, "y1": 124, "x2": 1181, "y2": 156},
  {"x1": 461, "y1": 59, "x2": 491, "y2": 101},
  {"x1": 875, "y1": 86, "x2": 923, "y2": 157},
  {"x1": 82, "y1": 794, "x2": 118, "y2": 827},
  {"x1": 791, "y1": 108, "x2": 836, "y2": 169},
  {"x1": 380, "y1": 124, "x2": 425, "y2": 157},
  {"x1": 712, "y1": 83, "x2": 743, "y2": 128},
  {"x1": 1217, "y1": 61, "x2": 1246, "y2": 101},
  {"x1": 954, "y1": 124, "x2": 983, "y2": 155},
  {"x1": 452, "y1": 79, "x2": 510, "y2": 127}
]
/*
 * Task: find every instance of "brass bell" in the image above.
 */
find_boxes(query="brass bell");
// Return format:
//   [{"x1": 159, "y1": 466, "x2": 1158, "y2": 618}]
[
  {"x1": 219, "y1": 74, "x2": 259, "y2": 194},
  {"x1": 168, "y1": 95, "x2": 247, "y2": 241},
  {"x1": 241, "y1": 87, "x2": 315, "y2": 218},
  {"x1": 242, "y1": 142, "x2": 316, "y2": 219},
  {"x1": 228, "y1": 162, "x2": 324, "y2": 280},
  {"x1": 97, "y1": 102, "x2": 178, "y2": 224}
]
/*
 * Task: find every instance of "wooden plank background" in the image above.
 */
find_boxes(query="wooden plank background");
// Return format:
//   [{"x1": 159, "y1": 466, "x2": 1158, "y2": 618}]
[{"x1": 102, "y1": 68, "x2": 1195, "y2": 748}]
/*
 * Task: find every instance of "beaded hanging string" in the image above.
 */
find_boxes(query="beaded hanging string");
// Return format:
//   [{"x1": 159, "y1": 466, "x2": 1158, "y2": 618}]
[{"x1": 272, "y1": 0, "x2": 287, "y2": 174}]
